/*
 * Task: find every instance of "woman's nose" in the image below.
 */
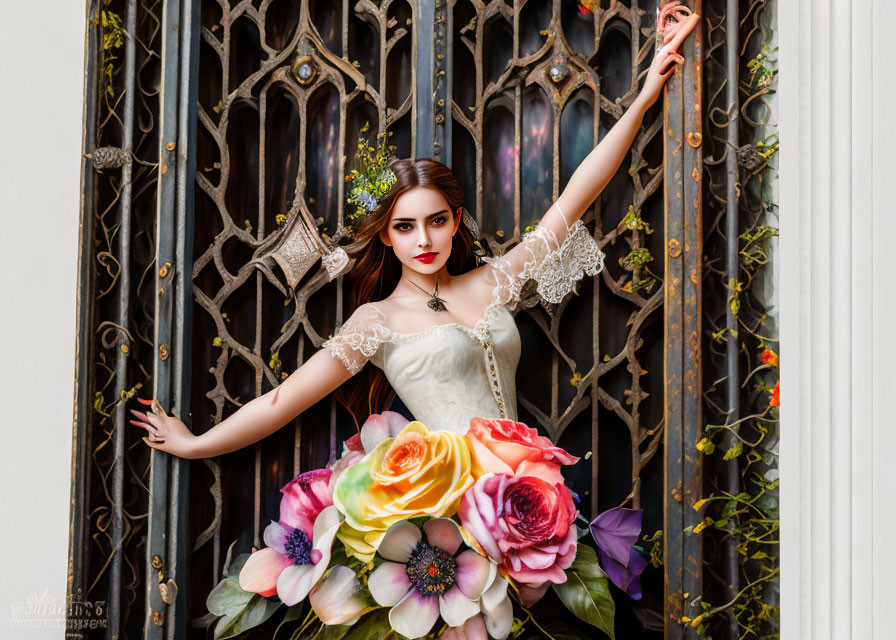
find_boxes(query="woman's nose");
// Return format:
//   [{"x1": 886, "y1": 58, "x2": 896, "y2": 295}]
[{"x1": 417, "y1": 227, "x2": 431, "y2": 247}]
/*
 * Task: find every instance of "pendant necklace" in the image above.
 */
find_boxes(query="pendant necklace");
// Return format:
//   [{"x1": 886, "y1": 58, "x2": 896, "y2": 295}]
[{"x1": 407, "y1": 274, "x2": 448, "y2": 312}]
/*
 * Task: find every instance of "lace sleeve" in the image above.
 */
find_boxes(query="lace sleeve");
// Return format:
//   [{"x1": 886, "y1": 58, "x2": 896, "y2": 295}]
[
  {"x1": 321, "y1": 304, "x2": 389, "y2": 375},
  {"x1": 481, "y1": 211, "x2": 605, "y2": 309}
]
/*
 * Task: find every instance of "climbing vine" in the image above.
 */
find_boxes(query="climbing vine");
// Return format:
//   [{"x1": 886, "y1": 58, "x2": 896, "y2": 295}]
[{"x1": 695, "y1": 0, "x2": 780, "y2": 637}]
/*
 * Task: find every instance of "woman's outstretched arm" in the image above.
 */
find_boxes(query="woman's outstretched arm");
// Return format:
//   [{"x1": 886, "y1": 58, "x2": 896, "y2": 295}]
[{"x1": 130, "y1": 347, "x2": 354, "y2": 459}]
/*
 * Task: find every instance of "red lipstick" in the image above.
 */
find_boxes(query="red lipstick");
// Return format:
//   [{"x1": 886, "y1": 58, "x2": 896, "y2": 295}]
[{"x1": 414, "y1": 252, "x2": 437, "y2": 263}]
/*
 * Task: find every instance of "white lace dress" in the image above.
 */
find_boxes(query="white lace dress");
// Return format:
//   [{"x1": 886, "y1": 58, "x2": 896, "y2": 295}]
[{"x1": 321, "y1": 219, "x2": 605, "y2": 434}]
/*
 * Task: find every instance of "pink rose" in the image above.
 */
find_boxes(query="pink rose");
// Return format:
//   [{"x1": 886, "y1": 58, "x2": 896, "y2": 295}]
[
  {"x1": 459, "y1": 473, "x2": 577, "y2": 592},
  {"x1": 465, "y1": 418, "x2": 579, "y2": 484}
]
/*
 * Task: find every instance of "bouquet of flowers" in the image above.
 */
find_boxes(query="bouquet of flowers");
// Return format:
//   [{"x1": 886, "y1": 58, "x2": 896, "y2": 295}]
[{"x1": 206, "y1": 413, "x2": 648, "y2": 639}]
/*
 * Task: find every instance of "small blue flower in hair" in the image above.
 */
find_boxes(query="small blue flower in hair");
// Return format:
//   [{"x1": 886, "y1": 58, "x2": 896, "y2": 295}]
[
  {"x1": 356, "y1": 191, "x2": 378, "y2": 212},
  {"x1": 345, "y1": 123, "x2": 397, "y2": 221}
]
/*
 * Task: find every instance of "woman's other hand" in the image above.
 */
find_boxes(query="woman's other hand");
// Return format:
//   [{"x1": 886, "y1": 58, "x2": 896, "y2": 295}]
[
  {"x1": 130, "y1": 397, "x2": 198, "y2": 459},
  {"x1": 637, "y1": 2, "x2": 700, "y2": 108}
]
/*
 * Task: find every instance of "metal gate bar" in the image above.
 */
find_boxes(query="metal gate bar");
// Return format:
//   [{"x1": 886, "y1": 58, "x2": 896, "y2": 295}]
[{"x1": 664, "y1": 1, "x2": 704, "y2": 637}]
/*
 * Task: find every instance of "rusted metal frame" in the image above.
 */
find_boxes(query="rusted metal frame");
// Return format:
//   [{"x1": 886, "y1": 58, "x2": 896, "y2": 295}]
[
  {"x1": 167, "y1": 2, "x2": 201, "y2": 636},
  {"x1": 106, "y1": 1, "x2": 139, "y2": 637},
  {"x1": 721, "y1": 0, "x2": 741, "y2": 636},
  {"x1": 417, "y1": 0, "x2": 449, "y2": 161},
  {"x1": 67, "y1": 0, "x2": 102, "y2": 623},
  {"x1": 143, "y1": 0, "x2": 180, "y2": 631},
  {"x1": 141, "y1": 0, "x2": 201, "y2": 637},
  {"x1": 158, "y1": 0, "x2": 200, "y2": 640},
  {"x1": 195, "y1": 0, "x2": 232, "y2": 581},
  {"x1": 663, "y1": 1, "x2": 704, "y2": 637}
]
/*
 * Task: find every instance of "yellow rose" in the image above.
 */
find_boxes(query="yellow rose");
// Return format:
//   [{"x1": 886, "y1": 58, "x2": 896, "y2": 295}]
[{"x1": 332, "y1": 421, "x2": 474, "y2": 561}]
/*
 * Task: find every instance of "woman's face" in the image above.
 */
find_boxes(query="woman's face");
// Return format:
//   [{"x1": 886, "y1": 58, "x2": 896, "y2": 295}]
[{"x1": 378, "y1": 186, "x2": 462, "y2": 275}]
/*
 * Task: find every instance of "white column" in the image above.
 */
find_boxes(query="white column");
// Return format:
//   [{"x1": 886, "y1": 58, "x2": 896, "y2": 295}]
[
  {"x1": 779, "y1": 0, "x2": 896, "y2": 637},
  {"x1": 0, "y1": 4, "x2": 84, "y2": 638}
]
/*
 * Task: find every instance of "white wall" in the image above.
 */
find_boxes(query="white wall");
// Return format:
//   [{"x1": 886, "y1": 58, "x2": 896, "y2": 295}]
[
  {"x1": 779, "y1": 0, "x2": 896, "y2": 637},
  {"x1": 0, "y1": 3, "x2": 85, "y2": 638}
]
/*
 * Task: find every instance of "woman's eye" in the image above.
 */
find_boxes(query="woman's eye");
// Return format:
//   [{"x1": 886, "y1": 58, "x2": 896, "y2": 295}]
[{"x1": 394, "y1": 217, "x2": 445, "y2": 232}]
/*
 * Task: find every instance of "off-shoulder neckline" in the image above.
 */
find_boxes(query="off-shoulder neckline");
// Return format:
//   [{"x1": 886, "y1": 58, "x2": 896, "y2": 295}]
[
  {"x1": 366, "y1": 293, "x2": 510, "y2": 342},
  {"x1": 364, "y1": 259, "x2": 518, "y2": 342}
]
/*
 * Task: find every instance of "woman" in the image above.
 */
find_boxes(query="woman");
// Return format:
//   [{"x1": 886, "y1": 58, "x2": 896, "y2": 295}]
[{"x1": 128, "y1": 19, "x2": 695, "y2": 460}]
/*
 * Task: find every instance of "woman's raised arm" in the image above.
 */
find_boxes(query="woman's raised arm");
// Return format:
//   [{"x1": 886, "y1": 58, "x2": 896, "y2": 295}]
[
  {"x1": 533, "y1": 33, "x2": 694, "y2": 247},
  {"x1": 471, "y1": 11, "x2": 697, "y2": 306},
  {"x1": 130, "y1": 347, "x2": 355, "y2": 459}
]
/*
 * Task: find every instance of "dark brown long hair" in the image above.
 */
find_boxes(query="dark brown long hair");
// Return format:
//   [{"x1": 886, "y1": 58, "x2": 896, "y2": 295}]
[{"x1": 334, "y1": 157, "x2": 478, "y2": 426}]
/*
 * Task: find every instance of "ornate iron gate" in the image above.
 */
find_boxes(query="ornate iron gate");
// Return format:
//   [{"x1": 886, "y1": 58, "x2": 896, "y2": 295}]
[{"x1": 69, "y1": 1, "x2": 714, "y2": 638}]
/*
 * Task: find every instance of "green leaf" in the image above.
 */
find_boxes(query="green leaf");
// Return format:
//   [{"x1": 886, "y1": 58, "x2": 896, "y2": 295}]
[
  {"x1": 206, "y1": 579, "x2": 251, "y2": 617},
  {"x1": 270, "y1": 602, "x2": 306, "y2": 640},
  {"x1": 552, "y1": 545, "x2": 616, "y2": 639},
  {"x1": 212, "y1": 593, "x2": 282, "y2": 640},
  {"x1": 220, "y1": 540, "x2": 250, "y2": 581},
  {"x1": 280, "y1": 604, "x2": 304, "y2": 624},
  {"x1": 340, "y1": 608, "x2": 398, "y2": 640},
  {"x1": 326, "y1": 543, "x2": 352, "y2": 571},
  {"x1": 207, "y1": 545, "x2": 284, "y2": 640},
  {"x1": 722, "y1": 442, "x2": 743, "y2": 460},
  {"x1": 313, "y1": 623, "x2": 354, "y2": 640}
]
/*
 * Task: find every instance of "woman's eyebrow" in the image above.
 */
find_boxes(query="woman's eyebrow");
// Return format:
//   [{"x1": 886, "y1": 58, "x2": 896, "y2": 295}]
[{"x1": 393, "y1": 209, "x2": 449, "y2": 222}]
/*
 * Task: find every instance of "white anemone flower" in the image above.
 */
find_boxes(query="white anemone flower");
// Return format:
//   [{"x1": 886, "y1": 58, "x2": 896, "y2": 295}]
[{"x1": 368, "y1": 518, "x2": 496, "y2": 639}]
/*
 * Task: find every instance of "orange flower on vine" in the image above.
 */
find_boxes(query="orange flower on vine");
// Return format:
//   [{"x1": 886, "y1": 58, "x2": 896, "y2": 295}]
[
  {"x1": 769, "y1": 380, "x2": 780, "y2": 408},
  {"x1": 760, "y1": 348, "x2": 778, "y2": 367}
]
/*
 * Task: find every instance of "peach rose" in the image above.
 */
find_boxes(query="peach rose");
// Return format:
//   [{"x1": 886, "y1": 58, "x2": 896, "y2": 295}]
[{"x1": 465, "y1": 418, "x2": 579, "y2": 485}]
